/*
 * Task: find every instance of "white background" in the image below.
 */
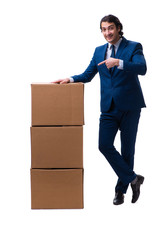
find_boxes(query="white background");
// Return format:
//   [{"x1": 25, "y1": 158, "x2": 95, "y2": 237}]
[{"x1": 0, "y1": 0, "x2": 159, "y2": 239}]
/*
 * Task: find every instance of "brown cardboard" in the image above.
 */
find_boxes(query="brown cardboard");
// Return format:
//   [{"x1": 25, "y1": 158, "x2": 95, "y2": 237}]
[
  {"x1": 31, "y1": 126, "x2": 83, "y2": 168},
  {"x1": 31, "y1": 83, "x2": 84, "y2": 126},
  {"x1": 31, "y1": 169, "x2": 84, "y2": 209}
]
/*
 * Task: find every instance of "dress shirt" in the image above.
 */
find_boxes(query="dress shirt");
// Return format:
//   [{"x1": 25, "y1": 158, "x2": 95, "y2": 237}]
[{"x1": 69, "y1": 38, "x2": 123, "y2": 82}]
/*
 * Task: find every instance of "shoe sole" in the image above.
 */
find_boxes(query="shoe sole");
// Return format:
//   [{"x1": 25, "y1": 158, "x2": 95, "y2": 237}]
[{"x1": 113, "y1": 201, "x2": 124, "y2": 205}]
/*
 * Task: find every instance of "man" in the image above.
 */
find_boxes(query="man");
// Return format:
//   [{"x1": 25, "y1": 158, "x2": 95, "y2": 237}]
[{"x1": 53, "y1": 15, "x2": 147, "y2": 205}]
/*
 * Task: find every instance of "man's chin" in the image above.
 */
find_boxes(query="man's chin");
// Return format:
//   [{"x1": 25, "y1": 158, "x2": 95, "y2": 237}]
[{"x1": 106, "y1": 38, "x2": 113, "y2": 43}]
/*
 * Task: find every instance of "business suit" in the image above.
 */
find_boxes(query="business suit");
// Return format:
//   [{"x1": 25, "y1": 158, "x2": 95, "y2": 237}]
[{"x1": 72, "y1": 37, "x2": 147, "y2": 194}]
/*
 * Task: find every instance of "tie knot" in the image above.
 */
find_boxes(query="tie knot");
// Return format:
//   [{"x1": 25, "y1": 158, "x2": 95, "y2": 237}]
[{"x1": 111, "y1": 44, "x2": 115, "y2": 50}]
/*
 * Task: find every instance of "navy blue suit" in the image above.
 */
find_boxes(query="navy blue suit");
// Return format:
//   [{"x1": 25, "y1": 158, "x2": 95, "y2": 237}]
[{"x1": 72, "y1": 37, "x2": 147, "y2": 193}]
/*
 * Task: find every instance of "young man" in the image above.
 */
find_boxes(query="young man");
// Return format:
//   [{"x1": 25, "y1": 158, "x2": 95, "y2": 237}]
[{"x1": 53, "y1": 15, "x2": 147, "y2": 205}]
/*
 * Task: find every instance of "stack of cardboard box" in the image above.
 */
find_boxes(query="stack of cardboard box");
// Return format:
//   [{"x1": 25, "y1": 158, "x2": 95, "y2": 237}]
[{"x1": 30, "y1": 83, "x2": 84, "y2": 209}]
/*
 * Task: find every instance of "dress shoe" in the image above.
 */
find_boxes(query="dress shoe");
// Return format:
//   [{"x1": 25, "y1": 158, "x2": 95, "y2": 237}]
[
  {"x1": 131, "y1": 175, "x2": 144, "y2": 203},
  {"x1": 113, "y1": 191, "x2": 124, "y2": 205}
]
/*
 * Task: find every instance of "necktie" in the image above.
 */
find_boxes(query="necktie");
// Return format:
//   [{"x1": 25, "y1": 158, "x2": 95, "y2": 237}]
[
  {"x1": 110, "y1": 44, "x2": 115, "y2": 58},
  {"x1": 109, "y1": 44, "x2": 115, "y2": 73}
]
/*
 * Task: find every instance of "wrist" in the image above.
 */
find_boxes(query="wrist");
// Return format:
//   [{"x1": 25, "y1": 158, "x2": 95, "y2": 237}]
[{"x1": 115, "y1": 59, "x2": 119, "y2": 67}]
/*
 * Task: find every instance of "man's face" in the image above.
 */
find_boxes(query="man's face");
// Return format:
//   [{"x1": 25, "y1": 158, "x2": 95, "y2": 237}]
[{"x1": 101, "y1": 22, "x2": 120, "y2": 44}]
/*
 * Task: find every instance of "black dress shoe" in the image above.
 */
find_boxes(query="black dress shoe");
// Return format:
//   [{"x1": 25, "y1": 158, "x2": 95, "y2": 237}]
[
  {"x1": 113, "y1": 191, "x2": 124, "y2": 205},
  {"x1": 131, "y1": 175, "x2": 144, "y2": 203}
]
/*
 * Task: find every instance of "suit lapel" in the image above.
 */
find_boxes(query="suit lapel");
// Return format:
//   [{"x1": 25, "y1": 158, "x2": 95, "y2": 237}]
[
  {"x1": 104, "y1": 43, "x2": 111, "y2": 75},
  {"x1": 115, "y1": 37, "x2": 127, "y2": 59},
  {"x1": 103, "y1": 43, "x2": 108, "y2": 60},
  {"x1": 99, "y1": 43, "x2": 110, "y2": 76}
]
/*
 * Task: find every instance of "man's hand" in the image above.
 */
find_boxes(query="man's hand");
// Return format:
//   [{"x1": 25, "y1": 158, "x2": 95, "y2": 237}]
[
  {"x1": 98, "y1": 58, "x2": 119, "y2": 69},
  {"x1": 51, "y1": 78, "x2": 70, "y2": 84}
]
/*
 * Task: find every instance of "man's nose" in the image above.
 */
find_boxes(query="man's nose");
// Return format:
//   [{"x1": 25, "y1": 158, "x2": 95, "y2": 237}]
[{"x1": 105, "y1": 29, "x2": 110, "y2": 35}]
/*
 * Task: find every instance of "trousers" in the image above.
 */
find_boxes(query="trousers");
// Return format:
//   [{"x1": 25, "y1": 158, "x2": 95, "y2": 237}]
[{"x1": 98, "y1": 100, "x2": 141, "y2": 193}]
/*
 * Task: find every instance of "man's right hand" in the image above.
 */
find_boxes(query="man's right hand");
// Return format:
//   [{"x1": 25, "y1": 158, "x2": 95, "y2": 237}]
[{"x1": 51, "y1": 78, "x2": 70, "y2": 84}]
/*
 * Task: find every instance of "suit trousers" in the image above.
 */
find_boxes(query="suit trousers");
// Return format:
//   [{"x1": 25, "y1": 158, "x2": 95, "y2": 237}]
[{"x1": 98, "y1": 100, "x2": 141, "y2": 193}]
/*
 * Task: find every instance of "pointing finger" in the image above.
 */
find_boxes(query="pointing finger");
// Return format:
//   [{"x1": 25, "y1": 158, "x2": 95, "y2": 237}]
[{"x1": 98, "y1": 60, "x2": 106, "y2": 66}]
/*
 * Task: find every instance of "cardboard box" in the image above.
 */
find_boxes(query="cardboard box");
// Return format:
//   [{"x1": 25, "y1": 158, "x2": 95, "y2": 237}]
[
  {"x1": 31, "y1": 169, "x2": 83, "y2": 209},
  {"x1": 31, "y1": 83, "x2": 84, "y2": 126},
  {"x1": 31, "y1": 126, "x2": 83, "y2": 168}
]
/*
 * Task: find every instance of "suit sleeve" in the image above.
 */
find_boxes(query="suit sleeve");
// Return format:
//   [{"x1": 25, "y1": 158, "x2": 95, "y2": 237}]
[
  {"x1": 123, "y1": 43, "x2": 147, "y2": 75},
  {"x1": 71, "y1": 49, "x2": 98, "y2": 83}
]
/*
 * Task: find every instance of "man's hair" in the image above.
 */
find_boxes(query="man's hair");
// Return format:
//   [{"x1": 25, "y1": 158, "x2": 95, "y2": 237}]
[{"x1": 100, "y1": 14, "x2": 124, "y2": 37}]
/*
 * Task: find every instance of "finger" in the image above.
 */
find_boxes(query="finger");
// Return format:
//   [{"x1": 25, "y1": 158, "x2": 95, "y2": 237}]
[
  {"x1": 60, "y1": 81, "x2": 65, "y2": 84},
  {"x1": 51, "y1": 79, "x2": 63, "y2": 84},
  {"x1": 60, "y1": 80, "x2": 69, "y2": 84},
  {"x1": 98, "y1": 60, "x2": 106, "y2": 66},
  {"x1": 54, "y1": 79, "x2": 62, "y2": 83}
]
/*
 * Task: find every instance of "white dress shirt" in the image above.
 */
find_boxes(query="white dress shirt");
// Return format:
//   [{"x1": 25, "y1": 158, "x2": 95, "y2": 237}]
[{"x1": 70, "y1": 38, "x2": 123, "y2": 82}]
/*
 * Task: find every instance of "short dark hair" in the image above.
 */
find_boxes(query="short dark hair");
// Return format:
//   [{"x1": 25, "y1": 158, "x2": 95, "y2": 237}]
[{"x1": 100, "y1": 14, "x2": 124, "y2": 37}]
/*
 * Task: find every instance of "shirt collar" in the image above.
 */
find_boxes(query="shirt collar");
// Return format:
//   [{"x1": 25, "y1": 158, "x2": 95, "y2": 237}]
[{"x1": 108, "y1": 37, "x2": 122, "y2": 50}]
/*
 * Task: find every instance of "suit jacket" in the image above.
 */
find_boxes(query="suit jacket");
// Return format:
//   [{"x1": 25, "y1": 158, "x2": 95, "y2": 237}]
[{"x1": 72, "y1": 37, "x2": 147, "y2": 112}]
